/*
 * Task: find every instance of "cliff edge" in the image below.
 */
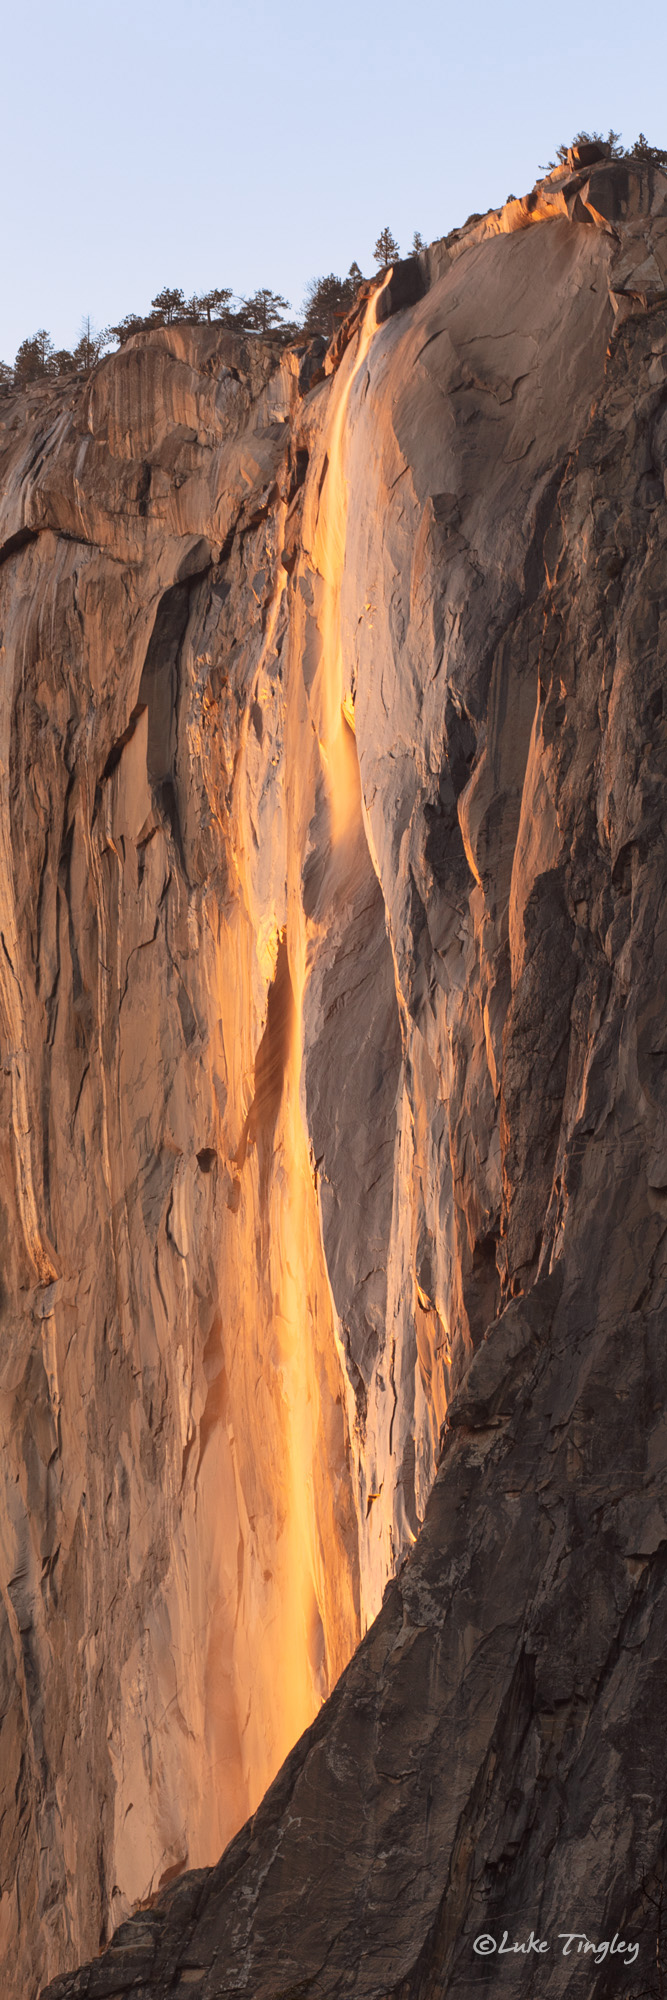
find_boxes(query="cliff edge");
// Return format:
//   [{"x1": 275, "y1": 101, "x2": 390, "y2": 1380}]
[{"x1": 0, "y1": 149, "x2": 665, "y2": 1999}]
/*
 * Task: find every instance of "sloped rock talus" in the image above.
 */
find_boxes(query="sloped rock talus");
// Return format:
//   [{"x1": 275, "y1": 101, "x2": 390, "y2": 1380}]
[{"x1": 0, "y1": 155, "x2": 665, "y2": 1998}]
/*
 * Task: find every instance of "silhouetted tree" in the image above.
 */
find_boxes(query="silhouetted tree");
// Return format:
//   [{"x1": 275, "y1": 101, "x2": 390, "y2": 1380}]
[
  {"x1": 14, "y1": 330, "x2": 55, "y2": 382},
  {"x1": 196, "y1": 287, "x2": 234, "y2": 323},
  {"x1": 630, "y1": 131, "x2": 667, "y2": 166},
  {"x1": 73, "y1": 316, "x2": 109, "y2": 371},
  {"x1": 545, "y1": 126, "x2": 667, "y2": 171},
  {"x1": 547, "y1": 126, "x2": 625, "y2": 167},
  {"x1": 373, "y1": 227, "x2": 400, "y2": 268},
  {"x1": 348, "y1": 261, "x2": 363, "y2": 296},
  {"x1": 110, "y1": 311, "x2": 161, "y2": 344},
  {"x1": 51, "y1": 349, "x2": 76, "y2": 375},
  {"x1": 302, "y1": 273, "x2": 356, "y2": 337},
  {"x1": 412, "y1": 231, "x2": 425, "y2": 254},
  {"x1": 240, "y1": 288, "x2": 291, "y2": 334},
  {"x1": 151, "y1": 286, "x2": 189, "y2": 323}
]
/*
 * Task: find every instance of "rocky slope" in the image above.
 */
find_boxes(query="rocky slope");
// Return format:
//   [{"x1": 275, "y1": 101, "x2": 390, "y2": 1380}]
[{"x1": 0, "y1": 144, "x2": 665, "y2": 1999}]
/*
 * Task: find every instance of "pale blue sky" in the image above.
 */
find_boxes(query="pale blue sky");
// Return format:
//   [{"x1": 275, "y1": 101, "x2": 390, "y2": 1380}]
[{"x1": 2, "y1": 0, "x2": 664, "y2": 364}]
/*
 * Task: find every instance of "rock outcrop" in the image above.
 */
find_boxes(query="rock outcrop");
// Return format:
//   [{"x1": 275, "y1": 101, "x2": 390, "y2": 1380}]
[{"x1": 0, "y1": 150, "x2": 665, "y2": 1999}]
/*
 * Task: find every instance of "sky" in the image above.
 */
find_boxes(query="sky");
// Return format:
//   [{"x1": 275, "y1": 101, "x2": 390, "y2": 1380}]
[{"x1": 2, "y1": 0, "x2": 665, "y2": 365}]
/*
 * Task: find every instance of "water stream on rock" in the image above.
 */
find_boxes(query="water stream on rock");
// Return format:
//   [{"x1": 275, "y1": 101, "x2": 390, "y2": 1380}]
[{"x1": 213, "y1": 285, "x2": 394, "y2": 1807}]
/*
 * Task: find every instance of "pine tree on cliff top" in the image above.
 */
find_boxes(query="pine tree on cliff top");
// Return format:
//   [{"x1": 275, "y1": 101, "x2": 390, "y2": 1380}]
[
  {"x1": 240, "y1": 288, "x2": 291, "y2": 333},
  {"x1": 150, "y1": 286, "x2": 189, "y2": 323},
  {"x1": 14, "y1": 330, "x2": 55, "y2": 382},
  {"x1": 196, "y1": 287, "x2": 234, "y2": 324},
  {"x1": 302, "y1": 273, "x2": 357, "y2": 337},
  {"x1": 373, "y1": 226, "x2": 400, "y2": 268}
]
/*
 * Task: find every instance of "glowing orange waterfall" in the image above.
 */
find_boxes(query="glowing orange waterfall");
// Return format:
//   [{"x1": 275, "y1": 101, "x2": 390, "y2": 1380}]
[
  {"x1": 234, "y1": 878, "x2": 362, "y2": 1786},
  {"x1": 267, "y1": 923, "x2": 328, "y2": 1740},
  {"x1": 245, "y1": 284, "x2": 392, "y2": 1764},
  {"x1": 210, "y1": 286, "x2": 391, "y2": 1828},
  {"x1": 312, "y1": 279, "x2": 391, "y2": 845}
]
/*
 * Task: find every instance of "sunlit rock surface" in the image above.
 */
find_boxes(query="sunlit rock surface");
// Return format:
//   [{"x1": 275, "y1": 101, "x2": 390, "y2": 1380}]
[{"x1": 0, "y1": 151, "x2": 665, "y2": 1999}]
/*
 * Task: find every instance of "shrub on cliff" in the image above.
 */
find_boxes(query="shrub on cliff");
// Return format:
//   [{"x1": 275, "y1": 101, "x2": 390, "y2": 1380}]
[
  {"x1": 107, "y1": 311, "x2": 155, "y2": 344},
  {"x1": 547, "y1": 127, "x2": 667, "y2": 169},
  {"x1": 629, "y1": 131, "x2": 667, "y2": 166},
  {"x1": 549, "y1": 126, "x2": 625, "y2": 165}
]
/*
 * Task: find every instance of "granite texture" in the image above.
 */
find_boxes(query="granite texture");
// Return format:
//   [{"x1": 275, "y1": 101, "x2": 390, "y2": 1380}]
[{"x1": 0, "y1": 155, "x2": 666, "y2": 1999}]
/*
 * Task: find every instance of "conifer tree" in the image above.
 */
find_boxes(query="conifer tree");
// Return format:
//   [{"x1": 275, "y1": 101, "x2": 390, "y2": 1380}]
[
  {"x1": 240, "y1": 289, "x2": 291, "y2": 334},
  {"x1": 373, "y1": 227, "x2": 400, "y2": 268},
  {"x1": 14, "y1": 330, "x2": 54, "y2": 382},
  {"x1": 195, "y1": 287, "x2": 234, "y2": 323},
  {"x1": 150, "y1": 286, "x2": 188, "y2": 323},
  {"x1": 73, "y1": 316, "x2": 108, "y2": 371},
  {"x1": 302, "y1": 273, "x2": 356, "y2": 337}
]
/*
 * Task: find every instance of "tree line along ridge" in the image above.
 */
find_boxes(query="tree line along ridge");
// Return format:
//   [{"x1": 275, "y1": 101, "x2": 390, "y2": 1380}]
[
  {"x1": 3, "y1": 130, "x2": 666, "y2": 393},
  {"x1": 0, "y1": 227, "x2": 412, "y2": 390}
]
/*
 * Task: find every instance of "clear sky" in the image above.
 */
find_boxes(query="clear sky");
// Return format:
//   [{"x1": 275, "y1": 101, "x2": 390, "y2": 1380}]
[{"x1": 2, "y1": 0, "x2": 665, "y2": 365}]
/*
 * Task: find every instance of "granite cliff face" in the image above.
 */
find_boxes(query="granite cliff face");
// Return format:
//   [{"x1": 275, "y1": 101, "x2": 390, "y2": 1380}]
[{"x1": 0, "y1": 148, "x2": 665, "y2": 2000}]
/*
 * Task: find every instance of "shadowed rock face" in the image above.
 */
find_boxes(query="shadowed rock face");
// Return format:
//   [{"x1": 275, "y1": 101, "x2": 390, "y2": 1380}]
[{"x1": 0, "y1": 158, "x2": 665, "y2": 2000}]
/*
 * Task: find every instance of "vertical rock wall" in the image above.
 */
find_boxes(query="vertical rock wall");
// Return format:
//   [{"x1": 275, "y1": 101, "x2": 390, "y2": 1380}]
[
  {"x1": 0, "y1": 150, "x2": 666, "y2": 2000},
  {"x1": 0, "y1": 329, "x2": 370, "y2": 1995}
]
